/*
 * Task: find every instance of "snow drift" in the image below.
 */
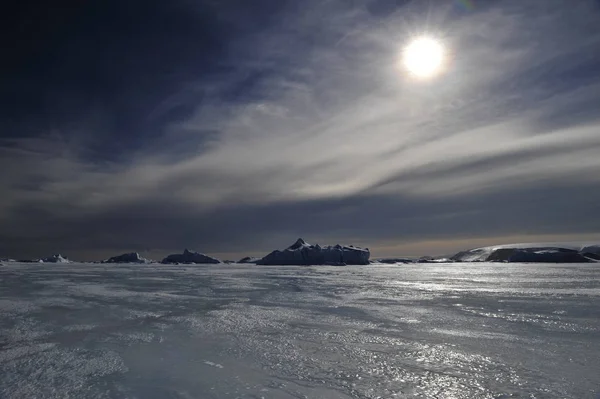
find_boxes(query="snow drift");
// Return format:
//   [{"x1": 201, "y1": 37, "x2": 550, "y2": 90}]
[
  {"x1": 161, "y1": 249, "x2": 221, "y2": 264},
  {"x1": 257, "y1": 238, "x2": 370, "y2": 265},
  {"x1": 103, "y1": 252, "x2": 150, "y2": 264}
]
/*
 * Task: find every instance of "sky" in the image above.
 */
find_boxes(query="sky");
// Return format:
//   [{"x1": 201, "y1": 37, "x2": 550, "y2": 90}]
[{"x1": 1, "y1": 0, "x2": 600, "y2": 261}]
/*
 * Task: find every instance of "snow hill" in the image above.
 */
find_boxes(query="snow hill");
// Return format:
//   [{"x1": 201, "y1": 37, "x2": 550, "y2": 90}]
[
  {"x1": 103, "y1": 252, "x2": 150, "y2": 264},
  {"x1": 161, "y1": 249, "x2": 221, "y2": 264},
  {"x1": 451, "y1": 243, "x2": 599, "y2": 263},
  {"x1": 257, "y1": 238, "x2": 370, "y2": 265}
]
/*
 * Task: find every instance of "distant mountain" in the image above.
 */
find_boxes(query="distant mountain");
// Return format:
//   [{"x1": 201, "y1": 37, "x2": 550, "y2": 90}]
[{"x1": 257, "y1": 238, "x2": 370, "y2": 265}]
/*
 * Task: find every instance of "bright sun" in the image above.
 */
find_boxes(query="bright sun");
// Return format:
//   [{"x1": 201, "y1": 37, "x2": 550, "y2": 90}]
[{"x1": 402, "y1": 36, "x2": 445, "y2": 79}]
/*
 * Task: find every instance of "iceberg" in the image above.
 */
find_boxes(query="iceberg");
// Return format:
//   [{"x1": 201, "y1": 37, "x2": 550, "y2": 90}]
[
  {"x1": 580, "y1": 245, "x2": 600, "y2": 260},
  {"x1": 103, "y1": 252, "x2": 151, "y2": 264},
  {"x1": 507, "y1": 249, "x2": 591, "y2": 263},
  {"x1": 40, "y1": 254, "x2": 71, "y2": 263},
  {"x1": 451, "y1": 243, "x2": 597, "y2": 263},
  {"x1": 161, "y1": 249, "x2": 221, "y2": 264},
  {"x1": 257, "y1": 238, "x2": 370, "y2": 266}
]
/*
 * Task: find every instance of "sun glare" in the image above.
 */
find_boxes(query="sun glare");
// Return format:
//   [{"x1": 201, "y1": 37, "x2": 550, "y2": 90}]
[{"x1": 402, "y1": 36, "x2": 445, "y2": 79}]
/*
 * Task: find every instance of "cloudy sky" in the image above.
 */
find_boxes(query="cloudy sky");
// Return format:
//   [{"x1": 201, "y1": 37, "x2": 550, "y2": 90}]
[{"x1": 2, "y1": 0, "x2": 600, "y2": 261}]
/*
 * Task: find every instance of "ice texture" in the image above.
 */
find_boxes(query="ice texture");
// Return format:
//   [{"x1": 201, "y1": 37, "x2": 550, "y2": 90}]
[{"x1": 1, "y1": 262, "x2": 598, "y2": 398}]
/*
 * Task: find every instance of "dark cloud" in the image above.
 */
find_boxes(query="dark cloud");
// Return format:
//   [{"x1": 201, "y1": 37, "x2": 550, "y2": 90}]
[{"x1": 0, "y1": 0, "x2": 277, "y2": 157}]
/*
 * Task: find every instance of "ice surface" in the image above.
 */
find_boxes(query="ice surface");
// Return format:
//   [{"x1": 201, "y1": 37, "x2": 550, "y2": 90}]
[
  {"x1": 258, "y1": 238, "x2": 370, "y2": 265},
  {"x1": 161, "y1": 249, "x2": 221, "y2": 264},
  {"x1": 1, "y1": 262, "x2": 599, "y2": 398}
]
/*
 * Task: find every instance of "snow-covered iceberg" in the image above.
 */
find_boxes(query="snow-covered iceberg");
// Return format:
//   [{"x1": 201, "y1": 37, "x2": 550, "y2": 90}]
[
  {"x1": 257, "y1": 239, "x2": 370, "y2": 266},
  {"x1": 506, "y1": 249, "x2": 591, "y2": 263},
  {"x1": 161, "y1": 249, "x2": 221, "y2": 264},
  {"x1": 103, "y1": 252, "x2": 150, "y2": 264},
  {"x1": 40, "y1": 254, "x2": 71, "y2": 263},
  {"x1": 451, "y1": 244, "x2": 598, "y2": 263}
]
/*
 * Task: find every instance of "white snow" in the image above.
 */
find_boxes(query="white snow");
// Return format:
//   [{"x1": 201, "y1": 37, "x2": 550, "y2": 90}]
[
  {"x1": 161, "y1": 249, "x2": 221, "y2": 264},
  {"x1": 0, "y1": 262, "x2": 598, "y2": 398},
  {"x1": 257, "y1": 238, "x2": 370, "y2": 265}
]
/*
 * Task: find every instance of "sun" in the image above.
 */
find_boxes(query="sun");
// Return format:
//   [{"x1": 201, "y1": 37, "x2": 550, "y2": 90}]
[{"x1": 402, "y1": 36, "x2": 446, "y2": 79}]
